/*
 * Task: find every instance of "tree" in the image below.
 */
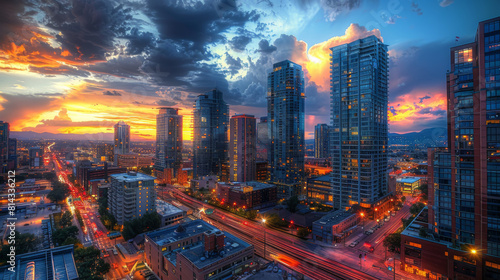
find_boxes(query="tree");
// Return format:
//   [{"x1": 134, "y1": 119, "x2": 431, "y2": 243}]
[
  {"x1": 52, "y1": 225, "x2": 79, "y2": 245},
  {"x1": 286, "y1": 195, "x2": 300, "y2": 213},
  {"x1": 74, "y1": 246, "x2": 110, "y2": 280},
  {"x1": 297, "y1": 228, "x2": 309, "y2": 239},
  {"x1": 401, "y1": 196, "x2": 406, "y2": 204},
  {"x1": 410, "y1": 202, "x2": 425, "y2": 216},
  {"x1": 60, "y1": 211, "x2": 74, "y2": 228},
  {"x1": 48, "y1": 181, "x2": 70, "y2": 204},
  {"x1": 246, "y1": 210, "x2": 258, "y2": 220},
  {"x1": 417, "y1": 183, "x2": 428, "y2": 202},
  {"x1": 43, "y1": 172, "x2": 57, "y2": 181},
  {"x1": 121, "y1": 211, "x2": 162, "y2": 240},
  {"x1": 383, "y1": 232, "x2": 401, "y2": 252},
  {"x1": 0, "y1": 232, "x2": 39, "y2": 265}
]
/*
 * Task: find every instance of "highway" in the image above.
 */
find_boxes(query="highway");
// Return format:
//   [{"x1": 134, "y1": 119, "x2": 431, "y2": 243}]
[{"x1": 162, "y1": 186, "x2": 382, "y2": 280}]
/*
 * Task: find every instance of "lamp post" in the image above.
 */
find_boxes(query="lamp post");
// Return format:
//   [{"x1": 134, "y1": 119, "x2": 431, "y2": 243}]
[
  {"x1": 262, "y1": 218, "x2": 267, "y2": 259},
  {"x1": 360, "y1": 212, "x2": 365, "y2": 229}
]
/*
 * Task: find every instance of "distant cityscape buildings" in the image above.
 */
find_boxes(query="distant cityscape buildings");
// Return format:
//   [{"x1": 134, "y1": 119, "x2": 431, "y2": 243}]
[
  {"x1": 330, "y1": 35, "x2": 389, "y2": 210},
  {"x1": 401, "y1": 17, "x2": 500, "y2": 279},
  {"x1": 229, "y1": 114, "x2": 256, "y2": 182},
  {"x1": 193, "y1": 89, "x2": 229, "y2": 181},
  {"x1": 113, "y1": 120, "x2": 130, "y2": 164},
  {"x1": 28, "y1": 146, "x2": 44, "y2": 169},
  {"x1": 267, "y1": 60, "x2": 305, "y2": 199},
  {"x1": 314, "y1": 123, "x2": 330, "y2": 159}
]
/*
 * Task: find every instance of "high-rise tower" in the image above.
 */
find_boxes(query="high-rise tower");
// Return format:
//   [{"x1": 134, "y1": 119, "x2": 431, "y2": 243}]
[
  {"x1": 229, "y1": 114, "x2": 256, "y2": 182},
  {"x1": 114, "y1": 121, "x2": 130, "y2": 161},
  {"x1": 155, "y1": 108, "x2": 183, "y2": 175},
  {"x1": 330, "y1": 35, "x2": 389, "y2": 209}
]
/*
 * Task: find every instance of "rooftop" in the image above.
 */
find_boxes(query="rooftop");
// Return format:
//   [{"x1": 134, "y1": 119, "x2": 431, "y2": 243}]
[
  {"x1": 309, "y1": 175, "x2": 331, "y2": 182},
  {"x1": 146, "y1": 219, "x2": 216, "y2": 247},
  {"x1": 314, "y1": 209, "x2": 355, "y2": 227},
  {"x1": 110, "y1": 171, "x2": 156, "y2": 182},
  {"x1": 0, "y1": 245, "x2": 78, "y2": 280},
  {"x1": 397, "y1": 177, "x2": 421, "y2": 184},
  {"x1": 156, "y1": 200, "x2": 185, "y2": 217},
  {"x1": 218, "y1": 181, "x2": 275, "y2": 191}
]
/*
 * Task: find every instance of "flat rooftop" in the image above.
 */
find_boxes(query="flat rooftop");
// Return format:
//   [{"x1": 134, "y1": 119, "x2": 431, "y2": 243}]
[
  {"x1": 156, "y1": 200, "x2": 185, "y2": 216},
  {"x1": 397, "y1": 177, "x2": 421, "y2": 184},
  {"x1": 309, "y1": 175, "x2": 331, "y2": 182},
  {"x1": 0, "y1": 245, "x2": 78, "y2": 280},
  {"x1": 219, "y1": 181, "x2": 275, "y2": 191},
  {"x1": 314, "y1": 209, "x2": 354, "y2": 227},
  {"x1": 110, "y1": 172, "x2": 156, "y2": 182},
  {"x1": 180, "y1": 231, "x2": 251, "y2": 269},
  {"x1": 146, "y1": 219, "x2": 216, "y2": 247}
]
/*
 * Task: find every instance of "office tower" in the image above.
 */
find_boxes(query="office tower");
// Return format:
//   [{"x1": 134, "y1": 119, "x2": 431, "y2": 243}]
[
  {"x1": 193, "y1": 89, "x2": 229, "y2": 181},
  {"x1": 400, "y1": 17, "x2": 500, "y2": 279},
  {"x1": 114, "y1": 120, "x2": 130, "y2": 160},
  {"x1": 257, "y1": 116, "x2": 269, "y2": 160},
  {"x1": 7, "y1": 138, "x2": 17, "y2": 170},
  {"x1": 108, "y1": 171, "x2": 156, "y2": 225},
  {"x1": 96, "y1": 143, "x2": 114, "y2": 162},
  {"x1": 267, "y1": 60, "x2": 305, "y2": 198},
  {"x1": 330, "y1": 35, "x2": 388, "y2": 210},
  {"x1": 29, "y1": 146, "x2": 44, "y2": 169},
  {"x1": 0, "y1": 121, "x2": 8, "y2": 173},
  {"x1": 314, "y1": 123, "x2": 330, "y2": 159},
  {"x1": 155, "y1": 108, "x2": 183, "y2": 175},
  {"x1": 229, "y1": 114, "x2": 256, "y2": 182}
]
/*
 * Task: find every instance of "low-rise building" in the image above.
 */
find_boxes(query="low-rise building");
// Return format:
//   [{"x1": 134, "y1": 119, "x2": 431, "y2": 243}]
[
  {"x1": 108, "y1": 171, "x2": 156, "y2": 225},
  {"x1": 255, "y1": 161, "x2": 269, "y2": 182},
  {"x1": 216, "y1": 181, "x2": 277, "y2": 210},
  {"x1": 191, "y1": 175, "x2": 218, "y2": 191},
  {"x1": 156, "y1": 199, "x2": 187, "y2": 227},
  {"x1": 116, "y1": 153, "x2": 153, "y2": 168},
  {"x1": 312, "y1": 210, "x2": 359, "y2": 244},
  {"x1": 306, "y1": 174, "x2": 332, "y2": 206},
  {"x1": 0, "y1": 245, "x2": 78, "y2": 280},
  {"x1": 396, "y1": 177, "x2": 421, "y2": 195},
  {"x1": 144, "y1": 219, "x2": 254, "y2": 280}
]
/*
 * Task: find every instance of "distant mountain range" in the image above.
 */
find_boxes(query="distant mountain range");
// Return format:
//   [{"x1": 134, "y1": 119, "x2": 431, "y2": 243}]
[
  {"x1": 10, "y1": 131, "x2": 150, "y2": 142},
  {"x1": 389, "y1": 127, "x2": 447, "y2": 146}
]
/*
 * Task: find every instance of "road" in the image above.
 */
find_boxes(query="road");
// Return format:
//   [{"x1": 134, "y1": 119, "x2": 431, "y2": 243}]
[
  {"x1": 162, "y1": 186, "x2": 382, "y2": 280},
  {"x1": 50, "y1": 151, "x2": 128, "y2": 280}
]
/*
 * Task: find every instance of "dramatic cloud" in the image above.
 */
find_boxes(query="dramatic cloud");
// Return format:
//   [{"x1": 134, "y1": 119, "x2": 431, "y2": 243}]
[
  {"x1": 103, "y1": 90, "x2": 122, "y2": 96},
  {"x1": 229, "y1": 35, "x2": 252, "y2": 52},
  {"x1": 256, "y1": 39, "x2": 277, "y2": 53},
  {"x1": 319, "y1": 0, "x2": 362, "y2": 21}
]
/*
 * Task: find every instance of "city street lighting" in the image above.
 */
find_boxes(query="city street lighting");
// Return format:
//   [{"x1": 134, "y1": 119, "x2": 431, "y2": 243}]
[
  {"x1": 262, "y1": 218, "x2": 267, "y2": 258},
  {"x1": 471, "y1": 249, "x2": 477, "y2": 254}
]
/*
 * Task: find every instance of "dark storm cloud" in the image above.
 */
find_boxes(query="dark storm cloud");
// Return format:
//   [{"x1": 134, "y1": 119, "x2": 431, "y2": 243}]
[
  {"x1": 319, "y1": 0, "x2": 362, "y2": 21},
  {"x1": 103, "y1": 90, "x2": 122, "y2": 96},
  {"x1": 42, "y1": 0, "x2": 133, "y2": 61},
  {"x1": 140, "y1": 0, "x2": 259, "y2": 100},
  {"x1": 418, "y1": 107, "x2": 446, "y2": 116},
  {"x1": 256, "y1": 39, "x2": 277, "y2": 53},
  {"x1": 84, "y1": 55, "x2": 144, "y2": 78},
  {"x1": 225, "y1": 52, "x2": 243, "y2": 77},
  {"x1": 419, "y1": 95, "x2": 431, "y2": 103},
  {"x1": 125, "y1": 28, "x2": 157, "y2": 55},
  {"x1": 229, "y1": 35, "x2": 252, "y2": 52},
  {"x1": 0, "y1": 0, "x2": 28, "y2": 48}
]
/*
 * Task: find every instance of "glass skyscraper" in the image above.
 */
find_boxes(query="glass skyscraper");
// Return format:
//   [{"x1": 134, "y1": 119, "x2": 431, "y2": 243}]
[
  {"x1": 314, "y1": 123, "x2": 330, "y2": 159},
  {"x1": 330, "y1": 35, "x2": 388, "y2": 209},
  {"x1": 193, "y1": 89, "x2": 229, "y2": 181},
  {"x1": 114, "y1": 120, "x2": 130, "y2": 157},
  {"x1": 267, "y1": 60, "x2": 305, "y2": 197},
  {"x1": 229, "y1": 114, "x2": 256, "y2": 182},
  {"x1": 155, "y1": 108, "x2": 183, "y2": 175}
]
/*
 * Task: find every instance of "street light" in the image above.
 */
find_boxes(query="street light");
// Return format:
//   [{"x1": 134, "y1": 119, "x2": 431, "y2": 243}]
[
  {"x1": 261, "y1": 219, "x2": 267, "y2": 258},
  {"x1": 360, "y1": 212, "x2": 365, "y2": 228},
  {"x1": 471, "y1": 249, "x2": 477, "y2": 254}
]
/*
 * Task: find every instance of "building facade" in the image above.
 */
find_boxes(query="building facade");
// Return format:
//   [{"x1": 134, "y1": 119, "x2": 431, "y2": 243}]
[
  {"x1": 229, "y1": 114, "x2": 256, "y2": 182},
  {"x1": 144, "y1": 220, "x2": 254, "y2": 280},
  {"x1": 330, "y1": 35, "x2": 389, "y2": 210},
  {"x1": 0, "y1": 121, "x2": 8, "y2": 173},
  {"x1": 216, "y1": 181, "x2": 277, "y2": 210},
  {"x1": 401, "y1": 17, "x2": 500, "y2": 279},
  {"x1": 114, "y1": 120, "x2": 130, "y2": 160},
  {"x1": 108, "y1": 171, "x2": 156, "y2": 225},
  {"x1": 28, "y1": 146, "x2": 44, "y2": 169},
  {"x1": 193, "y1": 89, "x2": 229, "y2": 181},
  {"x1": 307, "y1": 174, "x2": 333, "y2": 206},
  {"x1": 256, "y1": 116, "x2": 269, "y2": 161},
  {"x1": 155, "y1": 108, "x2": 183, "y2": 178},
  {"x1": 267, "y1": 60, "x2": 305, "y2": 198},
  {"x1": 314, "y1": 123, "x2": 330, "y2": 159}
]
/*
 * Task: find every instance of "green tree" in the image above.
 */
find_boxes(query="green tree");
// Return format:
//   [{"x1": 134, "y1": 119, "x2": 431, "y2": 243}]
[
  {"x1": 74, "y1": 246, "x2": 110, "y2": 280},
  {"x1": 297, "y1": 228, "x2": 309, "y2": 239},
  {"x1": 60, "y1": 211, "x2": 74, "y2": 228},
  {"x1": 383, "y1": 232, "x2": 401, "y2": 252},
  {"x1": 52, "y1": 225, "x2": 79, "y2": 245},
  {"x1": 48, "y1": 181, "x2": 70, "y2": 204},
  {"x1": 286, "y1": 195, "x2": 300, "y2": 213},
  {"x1": 417, "y1": 183, "x2": 428, "y2": 202},
  {"x1": 0, "y1": 232, "x2": 40, "y2": 265},
  {"x1": 121, "y1": 211, "x2": 162, "y2": 240},
  {"x1": 410, "y1": 202, "x2": 426, "y2": 216},
  {"x1": 246, "y1": 210, "x2": 258, "y2": 220}
]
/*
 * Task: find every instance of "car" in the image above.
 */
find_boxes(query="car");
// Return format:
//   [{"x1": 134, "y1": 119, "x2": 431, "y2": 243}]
[
  {"x1": 364, "y1": 231, "x2": 372, "y2": 235},
  {"x1": 273, "y1": 266, "x2": 279, "y2": 273},
  {"x1": 349, "y1": 242, "x2": 357, "y2": 248}
]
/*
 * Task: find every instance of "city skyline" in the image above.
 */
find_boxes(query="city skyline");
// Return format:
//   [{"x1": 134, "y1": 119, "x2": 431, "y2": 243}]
[{"x1": 1, "y1": 1, "x2": 499, "y2": 141}]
